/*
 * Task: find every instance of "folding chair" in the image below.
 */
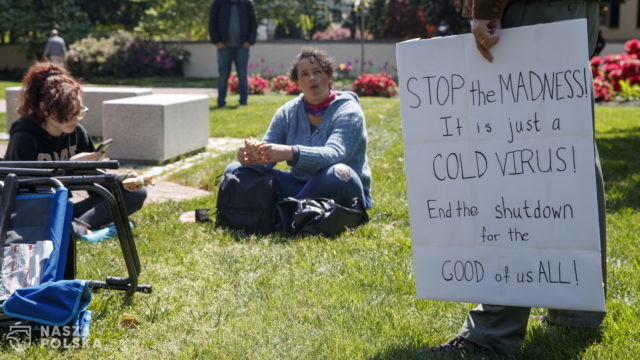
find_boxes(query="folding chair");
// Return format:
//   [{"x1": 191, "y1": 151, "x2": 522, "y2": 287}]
[{"x1": 0, "y1": 161, "x2": 152, "y2": 296}]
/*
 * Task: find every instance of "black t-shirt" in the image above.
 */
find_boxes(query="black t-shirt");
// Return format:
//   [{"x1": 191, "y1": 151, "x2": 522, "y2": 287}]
[{"x1": 5, "y1": 117, "x2": 95, "y2": 161}]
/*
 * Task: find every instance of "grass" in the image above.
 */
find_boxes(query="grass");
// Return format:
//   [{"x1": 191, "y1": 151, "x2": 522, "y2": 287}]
[
  {"x1": 207, "y1": 94, "x2": 288, "y2": 139},
  {"x1": 0, "y1": 95, "x2": 639, "y2": 359},
  {"x1": 1, "y1": 80, "x2": 20, "y2": 132},
  {"x1": 87, "y1": 76, "x2": 217, "y2": 88},
  {"x1": 0, "y1": 81, "x2": 20, "y2": 100}
]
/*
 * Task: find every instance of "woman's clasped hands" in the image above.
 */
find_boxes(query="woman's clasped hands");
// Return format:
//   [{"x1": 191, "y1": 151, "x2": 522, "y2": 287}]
[{"x1": 238, "y1": 141, "x2": 293, "y2": 166}]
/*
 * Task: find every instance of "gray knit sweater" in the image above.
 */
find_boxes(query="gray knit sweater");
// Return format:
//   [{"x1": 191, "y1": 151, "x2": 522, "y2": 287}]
[{"x1": 262, "y1": 91, "x2": 372, "y2": 199}]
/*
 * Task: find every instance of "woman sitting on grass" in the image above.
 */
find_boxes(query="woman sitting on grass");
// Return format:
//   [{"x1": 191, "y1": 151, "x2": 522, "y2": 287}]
[
  {"x1": 228, "y1": 47, "x2": 372, "y2": 208},
  {"x1": 4, "y1": 62, "x2": 147, "y2": 240}
]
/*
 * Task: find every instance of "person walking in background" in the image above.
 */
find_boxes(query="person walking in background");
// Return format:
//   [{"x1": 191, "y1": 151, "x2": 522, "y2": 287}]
[
  {"x1": 427, "y1": 0, "x2": 607, "y2": 356},
  {"x1": 43, "y1": 29, "x2": 67, "y2": 65},
  {"x1": 208, "y1": 0, "x2": 257, "y2": 107}
]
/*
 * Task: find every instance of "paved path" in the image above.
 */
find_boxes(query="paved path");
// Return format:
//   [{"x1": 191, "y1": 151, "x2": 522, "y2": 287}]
[{"x1": 1, "y1": 137, "x2": 243, "y2": 204}]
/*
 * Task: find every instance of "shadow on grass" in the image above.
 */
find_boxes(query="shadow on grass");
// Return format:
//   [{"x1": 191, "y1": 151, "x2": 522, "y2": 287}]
[
  {"x1": 369, "y1": 326, "x2": 602, "y2": 360},
  {"x1": 370, "y1": 345, "x2": 511, "y2": 360},
  {"x1": 368, "y1": 345, "x2": 426, "y2": 360},
  {"x1": 211, "y1": 104, "x2": 242, "y2": 111},
  {"x1": 518, "y1": 325, "x2": 603, "y2": 360},
  {"x1": 597, "y1": 134, "x2": 640, "y2": 210}
]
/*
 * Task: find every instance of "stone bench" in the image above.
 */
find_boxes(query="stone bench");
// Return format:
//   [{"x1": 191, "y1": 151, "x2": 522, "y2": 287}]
[
  {"x1": 4, "y1": 86, "x2": 152, "y2": 137},
  {"x1": 81, "y1": 87, "x2": 153, "y2": 137},
  {"x1": 102, "y1": 94, "x2": 209, "y2": 164},
  {"x1": 4, "y1": 86, "x2": 21, "y2": 132}
]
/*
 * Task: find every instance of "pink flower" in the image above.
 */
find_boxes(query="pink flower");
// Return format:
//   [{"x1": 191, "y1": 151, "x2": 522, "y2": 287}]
[
  {"x1": 227, "y1": 73, "x2": 239, "y2": 92},
  {"x1": 352, "y1": 72, "x2": 398, "y2": 97},
  {"x1": 624, "y1": 39, "x2": 640, "y2": 56}
]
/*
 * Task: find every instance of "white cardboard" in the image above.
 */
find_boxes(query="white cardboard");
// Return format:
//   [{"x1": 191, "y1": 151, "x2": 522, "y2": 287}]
[{"x1": 396, "y1": 20, "x2": 605, "y2": 311}]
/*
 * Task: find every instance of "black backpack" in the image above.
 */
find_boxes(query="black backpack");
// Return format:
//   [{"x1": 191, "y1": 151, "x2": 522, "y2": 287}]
[{"x1": 216, "y1": 167, "x2": 281, "y2": 234}]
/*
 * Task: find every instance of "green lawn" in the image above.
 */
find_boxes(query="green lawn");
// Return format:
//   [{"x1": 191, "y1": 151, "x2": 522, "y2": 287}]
[
  {"x1": 1, "y1": 97, "x2": 639, "y2": 359},
  {"x1": 0, "y1": 81, "x2": 20, "y2": 100},
  {"x1": 1, "y1": 81, "x2": 19, "y2": 132},
  {"x1": 88, "y1": 77, "x2": 217, "y2": 88}
]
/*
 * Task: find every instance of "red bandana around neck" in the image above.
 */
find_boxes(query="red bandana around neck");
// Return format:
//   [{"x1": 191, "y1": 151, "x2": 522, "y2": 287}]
[{"x1": 303, "y1": 91, "x2": 336, "y2": 116}]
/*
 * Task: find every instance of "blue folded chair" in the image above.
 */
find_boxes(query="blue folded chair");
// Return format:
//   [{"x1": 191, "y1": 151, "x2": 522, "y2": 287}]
[{"x1": 0, "y1": 162, "x2": 152, "y2": 341}]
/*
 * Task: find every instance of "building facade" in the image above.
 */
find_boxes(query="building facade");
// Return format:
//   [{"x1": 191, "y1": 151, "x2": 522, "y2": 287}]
[{"x1": 601, "y1": 0, "x2": 640, "y2": 40}]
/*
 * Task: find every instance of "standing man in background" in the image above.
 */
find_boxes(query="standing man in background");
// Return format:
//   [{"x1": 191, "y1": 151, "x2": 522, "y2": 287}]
[
  {"x1": 209, "y1": 0, "x2": 257, "y2": 107},
  {"x1": 43, "y1": 29, "x2": 67, "y2": 65}
]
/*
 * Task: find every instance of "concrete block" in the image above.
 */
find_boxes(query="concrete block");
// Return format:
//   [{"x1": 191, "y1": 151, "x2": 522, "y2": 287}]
[
  {"x1": 82, "y1": 87, "x2": 152, "y2": 137},
  {"x1": 4, "y1": 86, "x2": 152, "y2": 137},
  {"x1": 5, "y1": 86, "x2": 21, "y2": 132},
  {"x1": 103, "y1": 94, "x2": 210, "y2": 164}
]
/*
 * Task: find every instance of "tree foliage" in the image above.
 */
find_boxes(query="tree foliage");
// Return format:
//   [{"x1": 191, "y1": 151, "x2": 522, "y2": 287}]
[
  {"x1": 135, "y1": 0, "x2": 211, "y2": 41},
  {"x1": 256, "y1": 0, "x2": 341, "y2": 39},
  {"x1": 369, "y1": 0, "x2": 467, "y2": 39},
  {"x1": 418, "y1": 0, "x2": 466, "y2": 34},
  {"x1": 75, "y1": 0, "x2": 149, "y2": 34},
  {"x1": 0, "y1": 0, "x2": 92, "y2": 49},
  {"x1": 0, "y1": 0, "x2": 475, "y2": 48}
]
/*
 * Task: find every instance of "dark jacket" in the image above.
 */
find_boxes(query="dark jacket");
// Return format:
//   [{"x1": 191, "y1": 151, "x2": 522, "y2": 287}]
[
  {"x1": 463, "y1": 0, "x2": 510, "y2": 19},
  {"x1": 5, "y1": 117, "x2": 95, "y2": 161},
  {"x1": 209, "y1": 0, "x2": 258, "y2": 45}
]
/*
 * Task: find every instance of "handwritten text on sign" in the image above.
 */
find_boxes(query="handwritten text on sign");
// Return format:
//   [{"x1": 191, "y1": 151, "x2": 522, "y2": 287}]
[{"x1": 396, "y1": 20, "x2": 604, "y2": 311}]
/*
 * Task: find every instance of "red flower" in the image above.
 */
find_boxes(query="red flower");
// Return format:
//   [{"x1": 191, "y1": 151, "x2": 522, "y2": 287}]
[
  {"x1": 227, "y1": 73, "x2": 239, "y2": 92},
  {"x1": 593, "y1": 77, "x2": 613, "y2": 102},
  {"x1": 352, "y1": 72, "x2": 398, "y2": 97},
  {"x1": 270, "y1": 75, "x2": 298, "y2": 94},
  {"x1": 624, "y1": 39, "x2": 640, "y2": 57},
  {"x1": 248, "y1": 74, "x2": 269, "y2": 95},
  {"x1": 227, "y1": 73, "x2": 269, "y2": 94}
]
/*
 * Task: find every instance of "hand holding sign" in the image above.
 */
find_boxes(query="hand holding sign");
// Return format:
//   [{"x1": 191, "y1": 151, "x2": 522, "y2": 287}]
[
  {"x1": 471, "y1": 19, "x2": 501, "y2": 62},
  {"x1": 396, "y1": 20, "x2": 604, "y2": 311}
]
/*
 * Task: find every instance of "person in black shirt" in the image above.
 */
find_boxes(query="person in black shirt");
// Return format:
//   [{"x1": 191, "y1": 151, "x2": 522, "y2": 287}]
[{"x1": 5, "y1": 62, "x2": 147, "y2": 236}]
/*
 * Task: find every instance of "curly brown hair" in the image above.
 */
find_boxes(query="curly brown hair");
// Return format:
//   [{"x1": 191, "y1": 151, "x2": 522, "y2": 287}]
[
  {"x1": 18, "y1": 62, "x2": 83, "y2": 126},
  {"x1": 289, "y1": 47, "x2": 334, "y2": 82}
]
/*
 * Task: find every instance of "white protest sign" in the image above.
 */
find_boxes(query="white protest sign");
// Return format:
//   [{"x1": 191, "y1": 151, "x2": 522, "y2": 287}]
[{"x1": 396, "y1": 19, "x2": 605, "y2": 311}]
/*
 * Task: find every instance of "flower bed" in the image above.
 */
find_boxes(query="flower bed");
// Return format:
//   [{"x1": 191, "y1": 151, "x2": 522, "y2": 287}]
[
  {"x1": 352, "y1": 72, "x2": 398, "y2": 97},
  {"x1": 591, "y1": 39, "x2": 640, "y2": 102},
  {"x1": 270, "y1": 75, "x2": 299, "y2": 95},
  {"x1": 66, "y1": 31, "x2": 189, "y2": 78},
  {"x1": 227, "y1": 73, "x2": 270, "y2": 94},
  {"x1": 226, "y1": 72, "x2": 398, "y2": 97}
]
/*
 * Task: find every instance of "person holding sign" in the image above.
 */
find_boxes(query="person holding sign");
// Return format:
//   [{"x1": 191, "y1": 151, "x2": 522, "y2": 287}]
[
  {"x1": 227, "y1": 47, "x2": 372, "y2": 210},
  {"x1": 427, "y1": 0, "x2": 607, "y2": 355},
  {"x1": 5, "y1": 62, "x2": 149, "y2": 239}
]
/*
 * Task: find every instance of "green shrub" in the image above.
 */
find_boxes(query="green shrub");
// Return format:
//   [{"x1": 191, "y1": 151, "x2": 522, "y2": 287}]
[{"x1": 66, "y1": 31, "x2": 190, "y2": 79}]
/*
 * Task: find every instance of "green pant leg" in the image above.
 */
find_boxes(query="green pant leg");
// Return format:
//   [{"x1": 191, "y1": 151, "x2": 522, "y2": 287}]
[
  {"x1": 504, "y1": 0, "x2": 607, "y2": 328},
  {"x1": 458, "y1": 1, "x2": 606, "y2": 352},
  {"x1": 459, "y1": 305, "x2": 531, "y2": 352},
  {"x1": 548, "y1": 143, "x2": 606, "y2": 327}
]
